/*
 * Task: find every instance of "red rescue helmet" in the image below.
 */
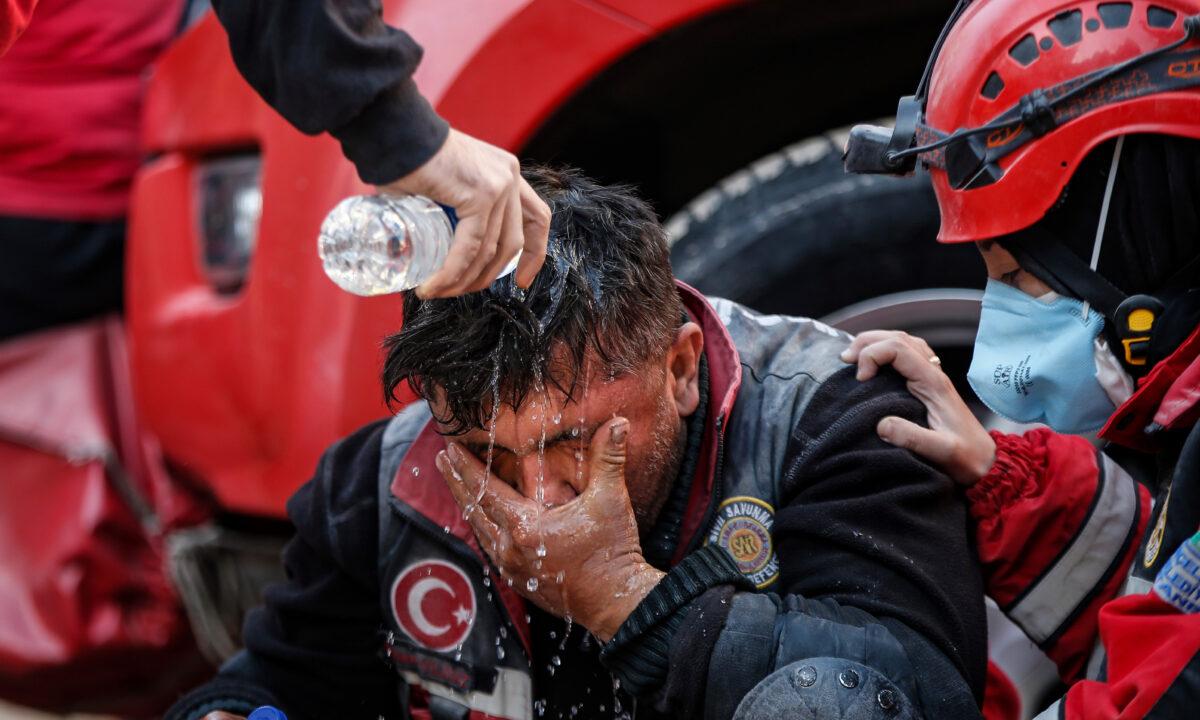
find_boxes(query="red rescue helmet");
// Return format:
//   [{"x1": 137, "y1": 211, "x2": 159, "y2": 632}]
[{"x1": 844, "y1": 0, "x2": 1200, "y2": 243}]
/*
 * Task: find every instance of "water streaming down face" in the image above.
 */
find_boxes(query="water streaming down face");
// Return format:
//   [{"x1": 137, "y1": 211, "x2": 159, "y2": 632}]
[
  {"x1": 534, "y1": 372, "x2": 548, "y2": 563},
  {"x1": 469, "y1": 340, "x2": 504, "y2": 562}
]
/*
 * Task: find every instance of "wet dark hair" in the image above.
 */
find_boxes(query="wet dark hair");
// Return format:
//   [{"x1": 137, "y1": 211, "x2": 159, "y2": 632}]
[{"x1": 382, "y1": 165, "x2": 683, "y2": 434}]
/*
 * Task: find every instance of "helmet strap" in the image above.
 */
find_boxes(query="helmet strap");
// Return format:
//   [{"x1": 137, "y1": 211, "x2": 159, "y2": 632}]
[{"x1": 1083, "y1": 136, "x2": 1126, "y2": 320}]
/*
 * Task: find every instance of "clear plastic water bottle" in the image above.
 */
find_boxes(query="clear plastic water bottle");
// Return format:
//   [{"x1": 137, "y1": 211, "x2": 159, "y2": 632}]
[{"x1": 318, "y1": 194, "x2": 454, "y2": 296}]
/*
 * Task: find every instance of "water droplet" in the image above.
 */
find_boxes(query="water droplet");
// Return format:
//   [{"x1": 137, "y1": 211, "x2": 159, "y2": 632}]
[
  {"x1": 442, "y1": 525, "x2": 450, "y2": 533},
  {"x1": 551, "y1": 655, "x2": 561, "y2": 666},
  {"x1": 507, "y1": 577, "x2": 514, "y2": 587},
  {"x1": 599, "y1": 705, "x2": 605, "y2": 713},
  {"x1": 555, "y1": 570, "x2": 565, "y2": 584},
  {"x1": 496, "y1": 644, "x2": 506, "y2": 660},
  {"x1": 482, "y1": 343, "x2": 503, "y2": 504},
  {"x1": 534, "y1": 699, "x2": 547, "y2": 717},
  {"x1": 525, "y1": 613, "x2": 532, "y2": 624},
  {"x1": 411, "y1": 466, "x2": 419, "y2": 476},
  {"x1": 560, "y1": 616, "x2": 573, "y2": 651},
  {"x1": 536, "y1": 544, "x2": 548, "y2": 558},
  {"x1": 549, "y1": 630, "x2": 557, "y2": 640},
  {"x1": 499, "y1": 626, "x2": 508, "y2": 639},
  {"x1": 482, "y1": 575, "x2": 491, "y2": 587},
  {"x1": 526, "y1": 577, "x2": 539, "y2": 592}
]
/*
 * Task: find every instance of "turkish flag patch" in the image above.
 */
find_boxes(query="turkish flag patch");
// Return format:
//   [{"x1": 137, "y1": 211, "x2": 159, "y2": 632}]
[{"x1": 390, "y1": 559, "x2": 477, "y2": 652}]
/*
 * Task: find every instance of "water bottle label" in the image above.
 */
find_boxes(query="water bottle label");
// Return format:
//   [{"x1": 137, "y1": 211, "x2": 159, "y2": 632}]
[
  {"x1": 437, "y1": 204, "x2": 459, "y2": 229},
  {"x1": 1154, "y1": 531, "x2": 1200, "y2": 614},
  {"x1": 433, "y1": 202, "x2": 520, "y2": 278}
]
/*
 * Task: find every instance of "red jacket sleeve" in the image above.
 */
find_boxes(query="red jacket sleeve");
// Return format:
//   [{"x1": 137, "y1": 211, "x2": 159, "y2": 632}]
[
  {"x1": 969, "y1": 429, "x2": 1152, "y2": 681},
  {"x1": 1, "y1": 0, "x2": 38, "y2": 56}
]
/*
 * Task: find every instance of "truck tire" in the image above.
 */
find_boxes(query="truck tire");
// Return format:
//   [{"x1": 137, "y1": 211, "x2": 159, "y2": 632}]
[{"x1": 667, "y1": 127, "x2": 986, "y2": 389}]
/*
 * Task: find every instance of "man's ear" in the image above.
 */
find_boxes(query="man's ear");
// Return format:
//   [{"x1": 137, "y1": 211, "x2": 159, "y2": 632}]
[{"x1": 667, "y1": 322, "x2": 704, "y2": 417}]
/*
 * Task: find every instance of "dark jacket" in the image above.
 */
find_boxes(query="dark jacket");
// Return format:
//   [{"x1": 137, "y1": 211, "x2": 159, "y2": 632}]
[
  {"x1": 210, "y1": 0, "x2": 448, "y2": 184},
  {"x1": 166, "y1": 286, "x2": 988, "y2": 720}
]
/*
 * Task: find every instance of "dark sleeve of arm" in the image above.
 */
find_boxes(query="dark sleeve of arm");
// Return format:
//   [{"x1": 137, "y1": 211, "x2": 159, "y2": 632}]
[
  {"x1": 210, "y1": 0, "x2": 449, "y2": 183},
  {"x1": 164, "y1": 421, "x2": 398, "y2": 720},
  {"x1": 603, "y1": 368, "x2": 989, "y2": 719}
]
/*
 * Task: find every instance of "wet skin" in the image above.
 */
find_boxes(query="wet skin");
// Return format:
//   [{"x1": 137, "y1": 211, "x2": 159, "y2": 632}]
[{"x1": 435, "y1": 322, "x2": 704, "y2": 641}]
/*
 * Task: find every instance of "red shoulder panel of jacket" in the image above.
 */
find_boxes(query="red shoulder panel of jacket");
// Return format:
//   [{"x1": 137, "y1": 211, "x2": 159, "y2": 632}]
[
  {"x1": 1155, "y1": 353, "x2": 1200, "y2": 433},
  {"x1": 1102, "y1": 323, "x2": 1200, "y2": 451}
]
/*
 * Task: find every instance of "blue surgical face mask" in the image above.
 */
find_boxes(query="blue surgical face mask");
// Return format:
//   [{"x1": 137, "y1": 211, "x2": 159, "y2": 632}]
[{"x1": 967, "y1": 279, "x2": 1116, "y2": 434}]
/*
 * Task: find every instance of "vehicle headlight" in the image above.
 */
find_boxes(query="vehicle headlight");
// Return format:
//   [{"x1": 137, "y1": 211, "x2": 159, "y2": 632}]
[{"x1": 195, "y1": 154, "x2": 262, "y2": 294}]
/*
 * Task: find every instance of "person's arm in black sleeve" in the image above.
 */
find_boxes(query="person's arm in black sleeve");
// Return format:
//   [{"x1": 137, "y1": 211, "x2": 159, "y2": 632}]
[
  {"x1": 164, "y1": 421, "x2": 398, "y2": 720},
  {"x1": 209, "y1": 0, "x2": 448, "y2": 184},
  {"x1": 207, "y1": 0, "x2": 552, "y2": 298},
  {"x1": 601, "y1": 367, "x2": 989, "y2": 719}
]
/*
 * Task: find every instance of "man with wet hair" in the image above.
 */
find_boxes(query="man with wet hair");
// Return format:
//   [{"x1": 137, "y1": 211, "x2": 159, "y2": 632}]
[{"x1": 170, "y1": 166, "x2": 987, "y2": 720}]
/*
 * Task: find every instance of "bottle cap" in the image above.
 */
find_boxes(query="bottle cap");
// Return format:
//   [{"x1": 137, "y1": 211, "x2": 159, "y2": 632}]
[{"x1": 248, "y1": 706, "x2": 288, "y2": 720}]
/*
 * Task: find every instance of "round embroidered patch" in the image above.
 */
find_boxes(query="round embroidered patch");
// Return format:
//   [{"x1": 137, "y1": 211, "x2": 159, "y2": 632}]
[
  {"x1": 390, "y1": 560, "x2": 477, "y2": 652},
  {"x1": 1145, "y1": 490, "x2": 1171, "y2": 569},
  {"x1": 708, "y1": 496, "x2": 779, "y2": 588}
]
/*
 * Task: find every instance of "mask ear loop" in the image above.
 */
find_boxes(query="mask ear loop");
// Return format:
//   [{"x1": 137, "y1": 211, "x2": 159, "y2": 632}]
[{"x1": 1083, "y1": 135, "x2": 1125, "y2": 321}]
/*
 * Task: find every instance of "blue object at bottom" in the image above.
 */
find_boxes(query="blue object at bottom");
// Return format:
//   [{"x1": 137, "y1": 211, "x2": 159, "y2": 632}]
[{"x1": 248, "y1": 707, "x2": 288, "y2": 720}]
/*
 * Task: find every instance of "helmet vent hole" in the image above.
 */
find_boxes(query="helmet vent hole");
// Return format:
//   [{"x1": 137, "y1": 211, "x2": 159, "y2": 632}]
[
  {"x1": 1098, "y1": 2, "x2": 1133, "y2": 28},
  {"x1": 1010, "y1": 34, "x2": 1040, "y2": 65},
  {"x1": 981, "y1": 72, "x2": 1005, "y2": 100},
  {"x1": 1049, "y1": 9, "x2": 1084, "y2": 46},
  {"x1": 1147, "y1": 6, "x2": 1178, "y2": 28}
]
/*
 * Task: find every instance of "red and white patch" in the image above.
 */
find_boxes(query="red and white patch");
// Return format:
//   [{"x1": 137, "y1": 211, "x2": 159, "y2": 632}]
[{"x1": 390, "y1": 560, "x2": 477, "y2": 652}]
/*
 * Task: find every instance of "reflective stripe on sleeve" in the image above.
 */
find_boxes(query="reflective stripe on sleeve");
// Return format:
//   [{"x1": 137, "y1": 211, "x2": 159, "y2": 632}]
[
  {"x1": 1007, "y1": 453, "x2": 1139, "y2": 644},
  {"x1": 1033, "y1": 698, "x2": 1063, "y2": 720},
  {"x1": 986, "y1": 597, "x2": 1060, "y2": 719}
]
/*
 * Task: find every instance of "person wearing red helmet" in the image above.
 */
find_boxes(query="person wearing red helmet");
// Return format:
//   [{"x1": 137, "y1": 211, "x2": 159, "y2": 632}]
[{"x1": 844, "y1": 0, "x2": 1200, "y2": 717}]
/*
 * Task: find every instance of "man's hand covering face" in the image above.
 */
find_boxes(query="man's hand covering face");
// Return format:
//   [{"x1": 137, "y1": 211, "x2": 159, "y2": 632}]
[{"x1": 438, "y1": 416, "x2": 665, "y2": 642}]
